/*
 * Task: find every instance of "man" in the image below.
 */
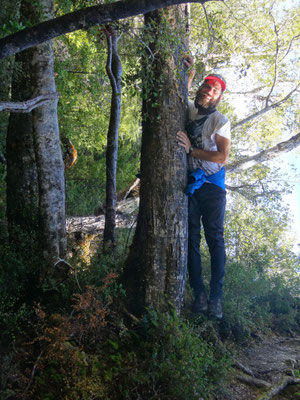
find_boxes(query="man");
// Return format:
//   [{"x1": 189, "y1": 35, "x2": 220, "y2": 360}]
[{"x1": 176, "y1": 57, "x2": 231, "y2": 319}]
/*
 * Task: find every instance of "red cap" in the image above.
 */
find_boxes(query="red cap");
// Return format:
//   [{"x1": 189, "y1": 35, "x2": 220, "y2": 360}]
[{"x1": 204, "y1": 75, "x2": 226, "y2": 91}]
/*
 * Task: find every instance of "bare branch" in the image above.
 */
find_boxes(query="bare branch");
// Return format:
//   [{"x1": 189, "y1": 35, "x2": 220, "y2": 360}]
[
  {"x1": 127, "y1": 26, "x2": 155, "y2": 61},
  {"x1": 232, "y1": 84, "x2": 299, "y2": 130},
  {"x1": 0, "y1": 0, "x2": 219, "y2": 60},
  {"x1": 226, "y1": 132, "x2": 300, "y2": 173},
  {"x1": 0, "y1": 92, "x2": 60, "y2": 113},
  {"x1": 201, "y1": 3, "x2": 216, "y2": 56}
]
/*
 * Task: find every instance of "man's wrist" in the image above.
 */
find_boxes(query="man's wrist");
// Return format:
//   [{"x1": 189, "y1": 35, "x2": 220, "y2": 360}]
[{"x1": 188, "y1": 145, "x2": 195, "y2": 155}]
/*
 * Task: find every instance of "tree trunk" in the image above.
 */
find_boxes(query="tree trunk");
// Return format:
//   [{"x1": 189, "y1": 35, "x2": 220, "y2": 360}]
[
  {"x1": 6, "y1": 1, "x2": 38, "y2": 247},
  {"x1": 122, "y1": 6, "x2": 189, "y2": 315},
  {"x1": 0, "y1": 0, "x2": 21, "y2": 164},
  {"x1": 31, "y1": 0, "x2": 66, "y2": 276},
  {"x1": 6, "y1": 0, "x2": 66, "y2": 278},
  {"x1": 103, "y1": 27, "x2": 123, "y2": 245}
]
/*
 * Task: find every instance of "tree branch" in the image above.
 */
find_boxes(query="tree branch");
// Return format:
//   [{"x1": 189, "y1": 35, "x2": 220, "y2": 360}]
[
  {"x1": 201, "y1": 3, "x2": 216, "y2": 56},
  {"x1": 265, "y1": 11, "x2": 279, "y2": 107},
  {"x1": 232, "y1": 84, "x2": 299, "y2": 130},
  {"x1": 226, "y1": 132, "x2": 300, "y2": 173},
  {"x1": 279, "y1": 34, "x2": 300, "y2": 63},
  {"x1": 0, "y1": 0, "x2": 218, "y2": 60},
  {"x1": 0, "y1": 92, "x2": 60, "y2": 113}
]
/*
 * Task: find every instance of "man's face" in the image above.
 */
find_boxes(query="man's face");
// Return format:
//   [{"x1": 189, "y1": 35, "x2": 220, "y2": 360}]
[{"x1": 195, "y1": 80, "x2": 223, "y2": 109}]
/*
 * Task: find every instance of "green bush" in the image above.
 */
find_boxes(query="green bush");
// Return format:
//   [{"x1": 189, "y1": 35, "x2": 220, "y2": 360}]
[
  {"x1": 222, "y1": 261, "x2": 300, "y2": 340},
  {"x1": 102, "y1": 309, "x2": 230, "y2": 400}
]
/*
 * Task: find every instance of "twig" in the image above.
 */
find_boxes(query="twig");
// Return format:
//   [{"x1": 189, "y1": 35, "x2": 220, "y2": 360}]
[
  {"x1": 122, "y1": 307, "x2": 140, "y2": 323},
  {"x1": 54, "y1": 258, "x2": 82, "y2": 291},
  {"x1": 279, "y1": 34, "x2": 300, "y2": 63},
  {"x1": 127, "y1": 26, "x2": 155, "y2": 61},
  {"x1": 126, "y1": 216, "x2": 137, "y2": 248},
  {"x1": 22, "y1": 350, "x2": 43, "y2": 398}
]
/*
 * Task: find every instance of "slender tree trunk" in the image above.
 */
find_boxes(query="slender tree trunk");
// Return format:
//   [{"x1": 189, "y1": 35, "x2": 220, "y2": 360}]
[
  {"x1": 31, "y1": 0, "x2": 66, "y2": 276},
  {"x1": 122, "y1": 6, "x2": 189, "y2": 315},
  {"x1": 103, "y1": 27, "x2": 123, "y2": 244}
]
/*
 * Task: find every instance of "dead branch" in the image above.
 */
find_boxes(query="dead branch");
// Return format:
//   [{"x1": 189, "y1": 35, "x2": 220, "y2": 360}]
[{"x1": 0, "y1": 92, "x2": 59, "y2": 113}]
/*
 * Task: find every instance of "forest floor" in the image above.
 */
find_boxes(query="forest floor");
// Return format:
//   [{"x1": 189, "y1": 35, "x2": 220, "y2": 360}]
[
  {"x1": 66, "y1": 199, "x2": 300, "y2": 400},
  {"x1": 221, "y1": 335, "x2": 300, "y2": 400}
]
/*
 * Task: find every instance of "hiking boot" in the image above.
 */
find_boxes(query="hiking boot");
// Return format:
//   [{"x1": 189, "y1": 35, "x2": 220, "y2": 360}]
[
  {"x1": 208, "y1": 298, "x2": 223, "y2": 319},
  {"x1": 191, "y1": 291, "x2": 208, "y2": 313}
]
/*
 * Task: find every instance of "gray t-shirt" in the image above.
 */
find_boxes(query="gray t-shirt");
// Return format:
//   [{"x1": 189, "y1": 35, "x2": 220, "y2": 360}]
[{"x1": 187, "y1": 101, "x2": 231, "y2": 175}]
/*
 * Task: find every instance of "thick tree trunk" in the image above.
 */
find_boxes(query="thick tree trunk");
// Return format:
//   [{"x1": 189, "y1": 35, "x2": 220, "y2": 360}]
[
  {"x1": 103, "y1": 28, "x2": 123, "y2": 244},
  {"x1": 122, "y1": 6, "x2": 189, "y2": 315},
  {"x1": 6, "y1": 0, "x2": 66, "y2": 277},
  {"x1": 31, "y1": 0, "x2": 66, "y2": 275},
  {"x1": 0, "y1": 0, "x2": 21, "y2": 159},
  {"x1": 6, "y1": 0, "x2": 38, "y2": 247},
  {"x1": 6, "y1": 46, "x2": 39, "y2": 245}
]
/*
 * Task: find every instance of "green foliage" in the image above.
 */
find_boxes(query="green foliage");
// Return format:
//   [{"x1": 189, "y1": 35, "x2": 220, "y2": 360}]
[
  {"x1": 0, "y1": 241, "x2": 39, "y2": 346},
  {"x1": 53, "y1": 26, "x2": 141, "y2": 216},
  {"x1": 23, "y1": 308, "x2": 229, "y2": 400},
  {"x1": 101, "y1": 309, "x2": 230, "y2": 400}
]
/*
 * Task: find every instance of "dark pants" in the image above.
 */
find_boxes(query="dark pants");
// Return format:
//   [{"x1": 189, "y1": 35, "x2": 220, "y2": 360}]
[{"x1": 188, "y1": 183, "x2": 226, "y2": 300}]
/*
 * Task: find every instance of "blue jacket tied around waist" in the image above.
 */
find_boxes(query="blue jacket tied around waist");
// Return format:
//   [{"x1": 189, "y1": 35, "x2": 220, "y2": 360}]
[{"x1": 185, "y1": 167, "x2": 225, "y2": 196}]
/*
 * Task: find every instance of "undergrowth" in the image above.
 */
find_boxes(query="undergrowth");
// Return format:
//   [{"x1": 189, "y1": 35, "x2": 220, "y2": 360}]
[{"x1": 0, "y1": 233, "x2": 299, "y2": 399}]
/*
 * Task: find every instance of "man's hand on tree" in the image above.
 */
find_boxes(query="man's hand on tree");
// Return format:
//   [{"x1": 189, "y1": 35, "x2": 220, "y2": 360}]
[
  {"x1": 183, "y1": 54, "x2": 195, "y2": 91},
  {"x1": 183, "y1": 54, "x2": 194, "y2": 69},
  {"x1": 176, "y1": 131, "x2": 191, "y2": 154}
]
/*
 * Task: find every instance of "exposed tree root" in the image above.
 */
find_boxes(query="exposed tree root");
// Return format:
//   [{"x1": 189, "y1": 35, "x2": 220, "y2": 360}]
[
  {"x1": 237, "y1": 374, "x2": 271, "y2": 389},
  {"x1": 234, "y1": 360, "x2": 255, "y2": 377},
  {"x1": 258, "y1": 378, "x2": 300, "y2": 400}
]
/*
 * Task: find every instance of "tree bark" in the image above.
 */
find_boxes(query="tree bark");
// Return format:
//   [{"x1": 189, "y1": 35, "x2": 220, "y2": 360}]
[
  {"x1": 0, "y1": 0, "x2": 213, "y2": 60},
  {"x1": 122, "y1": 6, "x2": 189, "y2": 315},
  {"x1": 6, "y1": 45, "x2": 39, "y2": 246},
  {"x1": 103, "y1": 27, "x2": 123, "y2": 245},
  {"x1": 31, "y1": 0, "x2": 66, "y2": 276},
  {"x1": 6, "y1": 0, "x2": 38, "y2": 248},
  {"x1": 0, "y1": 0, "x2": 21, "y2": 157}
]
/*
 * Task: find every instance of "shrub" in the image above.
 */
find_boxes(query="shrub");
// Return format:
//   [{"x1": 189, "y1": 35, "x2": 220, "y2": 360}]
[{"x1": 102, "y1": 308, "x2": 230, "y2": 400}]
